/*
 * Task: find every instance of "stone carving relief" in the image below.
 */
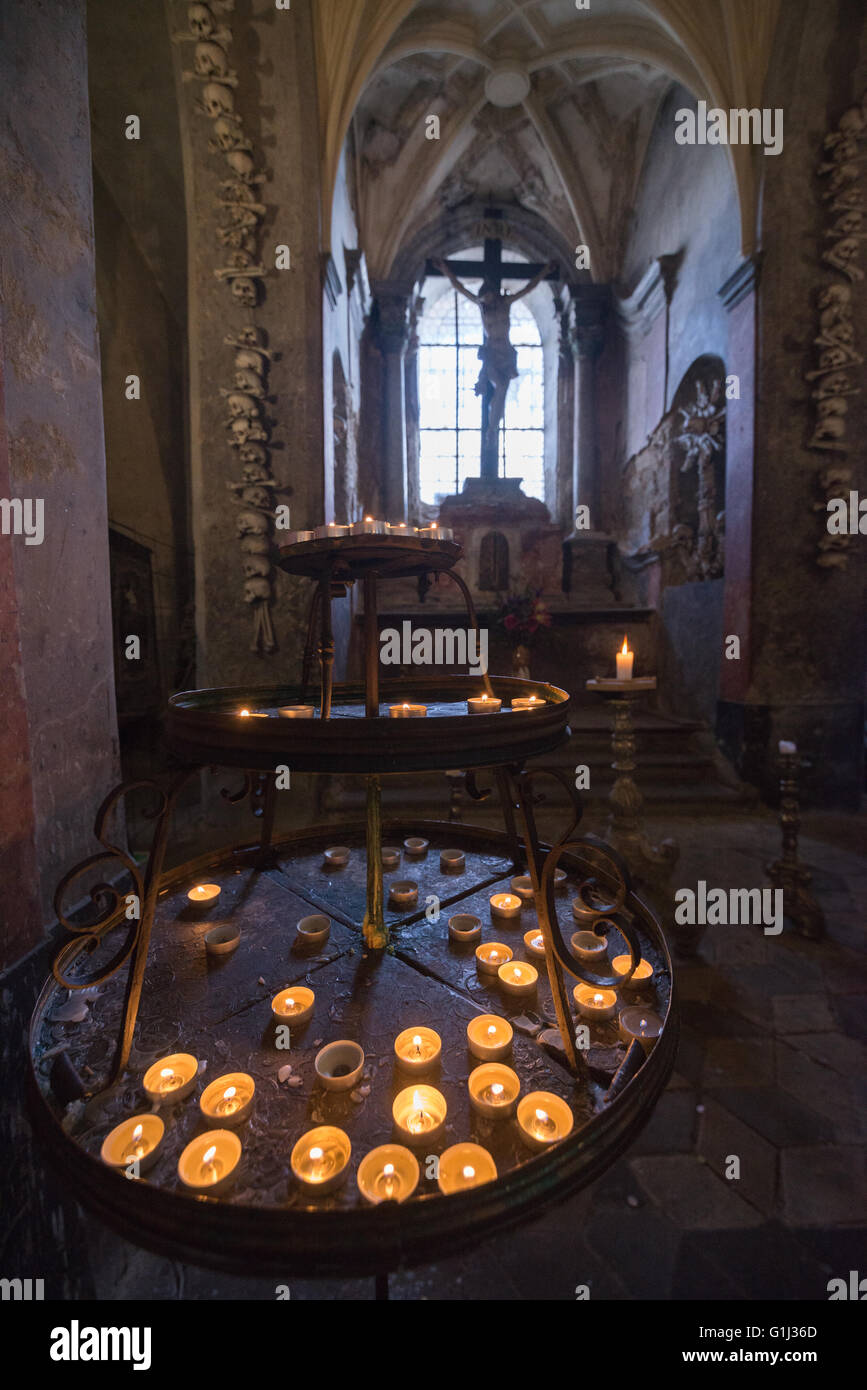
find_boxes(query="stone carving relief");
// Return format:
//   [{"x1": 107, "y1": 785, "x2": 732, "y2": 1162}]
[
  {"x1": 175, "y1": 1, "x2": 282, "y2": 651},
  {"x1": 806, "y1": 93, "x2": 867, "y2": 569},
  {"x1": 670, "y1": 377, "x2": 726, "y2": 582}
]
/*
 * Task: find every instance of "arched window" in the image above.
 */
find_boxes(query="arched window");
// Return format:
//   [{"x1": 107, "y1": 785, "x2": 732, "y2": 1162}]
[{"x1": 417, "y1": 275, "x2": 545, "y2": 504}]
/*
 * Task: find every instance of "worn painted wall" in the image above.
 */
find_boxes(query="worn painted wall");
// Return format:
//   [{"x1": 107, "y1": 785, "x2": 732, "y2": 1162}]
[{"x1": 0, "y1": 0, "x2": 119, "y2": 962}]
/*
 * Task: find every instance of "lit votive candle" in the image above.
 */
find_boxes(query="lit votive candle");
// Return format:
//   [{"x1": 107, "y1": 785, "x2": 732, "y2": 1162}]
[
  {"x1": 294, "y1": 914, "x2": 331, "y2": 951},
  {"x1": 323, "y1": 845, "x2": 350, "y2": 868},
  {"x1": 100, "y1": 1114, "x2": 164, "y2": 1174},
  {"x1": 389, "y1": 879, "x2": 418, "y2": 908},
  {"x1": 524, "y1": 928, "x2": 546, "y2": 959},
  {"x1": 619, "y1": 1007, "x2": 663, "y2": 1055},
  {"x1": 449, "y1": 913, "x2": 482, "y2": 944},
  {"x1": 468, "y1": 1062, "x2": 520, "y2": 1119},
  {"x1": 440, "y1": 848, "x2": 466, "y2": 873},
  {"x1": 386, "y1": 521, "x2": 411, "y2": 535},
  {"x1": 490, "y1": 892, "x2": 522, "y2": 924},
  {"x1": 389, "y1": 703, "x2": 427, "y2": 718},
  {"x1": 204, "y1": 923, "x2": 240, "y2": 957},
  {"x1": 517, "y1": 1092, "x2": 574, "y2": 1150},
  {"x1": 475, "y1": 942, "x2": 512, "y2": 976},
  {"x1": 357, "y1": 1145, "x2": 420, "y2": 1204},
  {"x1": 573, "y1": 984, "x2": 618, "y2": 1021},
  {"x1": 510, "y1": 695, "x2": 546, "y2": 711},
  {"x1": 615, "y1": 635, "x2": 634, "y2": 681},
  {"x1": 393, "y1": 1084, "x2": 446, "y2": 1145},
  {"x1": 278, "y1": 705, "x2": 315, "y2": 719},
  {"x1": 394, "y1": 1026, "x2": 441, "y2": 1073},
  {"x1": 611, "y1": 954, "x2": 655, "y2": 991},
  {"x1": 271, "y1": 985, "x2": 315, "y2": 1026},
  {"x1": 381, "y1": 846, "x2": 401, "y2": 870},
  {"x1": 314, "y1": 522, "x2": 350, "y2": 538},
  {"x1": 143, "y1": 1053, "x2": 198, "y2": 1105},
  {"x1": 497, "y1": 960, "x2": 538, "y2": 999},
  {"x1": 200, "y1": 1072, "x2": 255, "y2": 1128},
  {"x1": 467, "y1": 694, "x2": 502, "y2": 714},
  {"x1": 178, "y1": 1129, "x2": 241, "y2": 1195},
  {"x1": 571, "y1": 930, "x2": 608, "y2": 964},
  {"x1": 467, "y1": 1014, "x2": 513, "y2": 1061},
  {"x1": 187, "y1": 883, "x2": 221, "y2": 912},
  {"x1": 291, "y1": 529, "x2": 316, "y2": 543},
  {"x1": 350, "y1": 517, "x2": 388, "y2": 536},
  {"x1": 437, "y1": 1142, "x2": 497, "y2": 1194},
  {"x1": 403, "y1": 836, "x2": 429, "y2": 856},
  {"x1": 290, "y1": 1126, "x2": 351, "y2": 1194}
]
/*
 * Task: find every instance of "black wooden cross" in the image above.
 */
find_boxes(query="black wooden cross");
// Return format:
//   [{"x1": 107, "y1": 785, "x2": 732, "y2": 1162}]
[{"x1": 424, "y1": 208, "x2": 558, "y2": 480}]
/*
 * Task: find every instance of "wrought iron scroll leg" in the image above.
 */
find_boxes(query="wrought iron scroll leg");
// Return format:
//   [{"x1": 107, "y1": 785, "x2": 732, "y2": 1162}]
[
  {"x1": 510, "y1": 767, "x2": 581, "y2": 1075},
  {"x1": 318, "y1": 567, "x2": 335, "y2": 720},
  {"x1": 443, "y1": 569, "x2": 495, "y2": 698},
  {"x1": 255, "y1": 770, "x2": 278, "y2": 866},
  {"x1": 494, "y1": 766, "x2": 524, "y2": 871}
]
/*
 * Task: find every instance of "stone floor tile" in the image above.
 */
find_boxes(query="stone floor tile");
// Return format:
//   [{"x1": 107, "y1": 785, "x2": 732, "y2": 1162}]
[
  {"x1": 836, "y1": 994, "x2": 867, "y2": 1040},
  {"x1": 706, "y1": 931, "x2": 771, "y2": 967},
  {"x1": 775, "y1": 1040, "x2": 866, "y2": 1142},
  {"x1": 695, "y1": 1223, "x2": 839, "y2": 1300},
  {"x1": 680, "y1": 998, "x2": 764, "y2": 1037},
  {"x1": 713, "y1": 1085, "x2": 836, "y2": 1148},
  {"x1": 674, "y1": 1025, "x2": 707, "y2": 1085},
  {"x1": 780, "y1": 1146, "x2": 867, "y2": 1226},
  {"x1": 772, "y1": 993, "x2": 836, "y2": 1034},
  {"x1": 697, "y1": 1096, "x2": 778, "y2": 1216},
  {"x1": 629, "y1": 1154, "x2": 764, "y2": 1229},
  {"x1": 626, "y1": 1090, "x2": 699, "y2": 1155},
  {"x1": 585, "y1": 1201, "x2": 683, "y2": 1298},
  {"x1": 672, "y1": 1233, "x2": 749, "y2": 1299},
  {"x1": 787, "y1": 1031, "x2": 867, "y2": 1075},
  {"x1": 703, "y1": 1036, "x2": 774, "y2": 1088}
]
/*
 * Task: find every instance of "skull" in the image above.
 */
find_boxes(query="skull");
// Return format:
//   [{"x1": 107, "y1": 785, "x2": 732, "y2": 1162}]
[
  {"x1": 240, "y1": 534, "x2": 271, "y2": 555},
  {"x1": 241, "y1": 461, "x2": 272, "y2": 484},
  {"x1": 234, "y1": 367, "x2": 264, "y2": 396},
  {"x1": 217, "y1": 225, "x2": 255, "y2": 252},
  {"x1": 839, "y1": 106, "x2": 866, "y2": 136},
  {"x1": 227, "y1": 249, "x2": 255, "y2": 269},
  {"x1": 826, "y1": 163, "x2": 860, "y2": 191},
  {"x1": 243, "y1": 555, "x2": 272, "y2": 578},
  {"x1": 237, "y1": 326, "x2": 264, "y2": 348},
  {"x1": 810, "y1": 415, "x2": 847, "y2": 443},
  {"x1": 194, "y1": 41, "x2": 229, "y2": 79},
  {"x1": 817, "y1": 395, "x2": 848, "y2": 417},
  {"x1": 230, "y1": 416, "x2": 267, "y2": 445},
  {"x1": 236, "y1": 510, "x2": 270, "y2": 537},
  {"x1": 244, "y1": 577, "x2": 272, "y2": 604},
  {"x1": 225, "y1": 392, "x2": 260, "y2": 419},
  {"x1": 239, "y1": 441, "x2": 268, "y2": 467},
  {"x1": 239, "y1": 485, "x2": 272, "y2": 510},
  {"x1": 813, "y1": 372, "x2": 854, "y2": 399},
  {"x1": 231, "y1": 276, "x2": 259, "y2": 307},
  {"x1": 832, "y1": 211, "x2": 864, "y2": 236},
  {"x1": 212, "y1": 117, "x2": 244, "y2": 151},
  {"x1": 819, "y1": 465, "x2": 852, "y2": 490},
  {"x1": 222, "y1": 206, "x2": 259, "y2": 230},
  {"x1": 219, "y1": 179, "x2": 258, "y2": 203},
  {"x1": 818, "y1": 284, "x2": 851, "y2": 310},
  {"x1": 225, "y1": 150, "x2": 257, "y2": 180},
  {"x1": 200, "y1": 83, "x2": 235, "y2": 119},
  {"x1": 234, "y1": 348, "x2": 264, "y2": 375},
  {"x1": 819, "y1": 347, "x2": 850, "y2": 371},
  {"x1": 188, "y1": 3, "x2": 216, "y2": 38}
]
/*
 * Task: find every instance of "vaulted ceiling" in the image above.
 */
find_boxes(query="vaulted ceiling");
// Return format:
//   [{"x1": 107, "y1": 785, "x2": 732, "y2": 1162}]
[{"x1": 314, "y1": 0, "x2": 781, "y2": 282}]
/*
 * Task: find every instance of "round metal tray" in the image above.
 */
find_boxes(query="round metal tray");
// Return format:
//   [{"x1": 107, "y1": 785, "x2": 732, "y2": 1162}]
[
  {"x1": 28, "y1": 822, "x2": 677, "y2": 1279},
  {"x1": 166, "y1": 677, "x2": 571, "y2": 774},
  {"x1": 277, "y1": 532, "x2": 462, "y2": 581}
]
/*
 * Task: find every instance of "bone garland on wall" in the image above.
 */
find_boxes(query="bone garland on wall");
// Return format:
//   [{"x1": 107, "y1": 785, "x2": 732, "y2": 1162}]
[
  {"x1": 806, "y1": 94, "x2": 866, "y2": 570},
  {"x1": 175, "y1": 2, "x2": 280, "y2": 653}
]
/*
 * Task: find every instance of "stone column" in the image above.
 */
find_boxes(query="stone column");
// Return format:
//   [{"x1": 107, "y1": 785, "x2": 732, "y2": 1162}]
[
  {"x1": 555, "y1": 300, "x2": 576, "y2": 532},
  {"x1": 404, "y1": 295, "x2": 423, "y2": 521},
  {"x1": 571, "y1": 286, "x2": 609, "y2": 532},
  {"x1": 372, "y1": 283, "x2": 411, "y2": 522}
]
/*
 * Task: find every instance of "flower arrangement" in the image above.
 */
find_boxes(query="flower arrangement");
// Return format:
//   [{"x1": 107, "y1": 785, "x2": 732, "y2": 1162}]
[{"x1": 493, "y1": 590, "x2": 553, "y2": 647}]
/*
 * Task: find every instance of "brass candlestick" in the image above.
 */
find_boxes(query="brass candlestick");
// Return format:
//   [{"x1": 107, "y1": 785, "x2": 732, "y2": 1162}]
[{"x1": 766, "y1": 743, "x2": 825, "y2": 939}]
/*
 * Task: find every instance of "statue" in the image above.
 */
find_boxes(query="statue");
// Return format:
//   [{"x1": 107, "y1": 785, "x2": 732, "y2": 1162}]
[{"x1": 432, "y1": 256, "x2": 555, "y2": 475}]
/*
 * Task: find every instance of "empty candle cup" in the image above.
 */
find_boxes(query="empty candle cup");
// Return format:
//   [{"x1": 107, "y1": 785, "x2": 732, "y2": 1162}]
[
  {"x1": 200, "y1": 1072, "x2": 255, "y2": 1128},
  {"x1": 314, "y1": 1040, "x2": 365, "y2": 1092},
  {"x1": 437, "y1": 1142, "x2": 497, "y2": 1195},
  {"x1": 392, "y1": 1084, "x2": 446, "y2": 1145},
  {"x1": 290, "y1": 1126, "x2": 351, "y2": 1194},
  {"x1": 204, "y1": 923, "x2": 241, "y2": 957},
  {"x1": 388, "y1": 880, "x2": 418, "y2": 909},
  {"x1": 467, "y1": 694, "x2": 502, "y2": 714},
  {"x1": 186, "y1": 883, "x2": 221, "y2": 912},
  {"x1": 381, "y1": 846, "x2": 401, "y2": 870},
  {"x1": 394, "y1": 1026, "x2": 442, "y2": 1073},
  {"x1": 403, "y1": 836, "x2": 429, "y2": 856},
  {"x1": 143, "y1": 1053, "x2": 199, "y2": 1105},
  {"x1": 271, "y1": 985, "x2": 315, "y2": 1027},
  {"x1": 468, "y1": 1062, "x2": 521, "y2": 1119},
  {"x1": 497, "y1": 960, "x2": 538, "y2": 999},
  {"x1": 178, "y1": 1129, "x2": 241, "y2": 1195},
  {"x1": 619, "y1": 1007, "x2": 663, "y2": 1055},
  {"x1": 323, "y1": 846, "x2": 350, "y2": 868},
  {"x1": 611, "y1": 954, "x2": 655, "y2": 991},
  {"x1": 440, "y1": 848, "x2": 466, "y2": 873},
  {"x1": 100, "y1": 1114, "x2": 164, "y2": 1175},
  {"x1": 278, "y1": 705, "x2": 316, "y2": 719},
  {"x1": 490, "y1": 892, "x2": 522, "y2": 924},
  {"x1": 517, "y1": 1092, "x2": 574, "y2": 1150},
  {"x1": 573, "y1": 984, "x2": 618, "y2": 1021},
  {"x1": 475, "y1": 942, "x2": 512, "y2": 977},
  {"x1": 467, "y1": 1014, "x2": 513, "y2": 1061},
  {"x1": 294, "y1": 914, "x2": 331, "y2": 952},
  {"x1": 449, "y1": 913, "x2": 482, "y2": 945},
  {"x1": 357, "y1": 1144, "x2": 420, "y2": 1204},
  {"x1": 524, "y1": 928, "x2": 547, "y2": 959},
  {"x1": 571, "y1": 930, "x2": 608, "y2": 964},
  {"x1": 509, "y1": 875, "x2": 535, "y2": 901}
]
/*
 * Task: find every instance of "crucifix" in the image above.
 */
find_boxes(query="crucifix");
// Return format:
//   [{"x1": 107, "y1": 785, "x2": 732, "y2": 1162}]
[{"x1": 425, "y1": 213, "x2": 557, "y2": 481}]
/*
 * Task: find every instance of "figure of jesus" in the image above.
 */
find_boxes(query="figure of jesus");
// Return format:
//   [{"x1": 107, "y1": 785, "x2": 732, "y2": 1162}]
[{"x1": 432, "y1": 257, "x2": 556, "y2": 474}]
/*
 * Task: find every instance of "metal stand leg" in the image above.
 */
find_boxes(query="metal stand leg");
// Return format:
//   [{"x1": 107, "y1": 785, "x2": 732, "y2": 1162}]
[
  {"x1": 363, "y1": 774, "x2": 387, "y2": 950},
  {"x1": 318, "y1": 568, "x2": 335, "y2": 720},
  {"x1": 375, "y1": 1272, "x2": 390, "y2": 1300},
  {"x1": 767, "y1": 746, "x2": 825, "y2": 939}
]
